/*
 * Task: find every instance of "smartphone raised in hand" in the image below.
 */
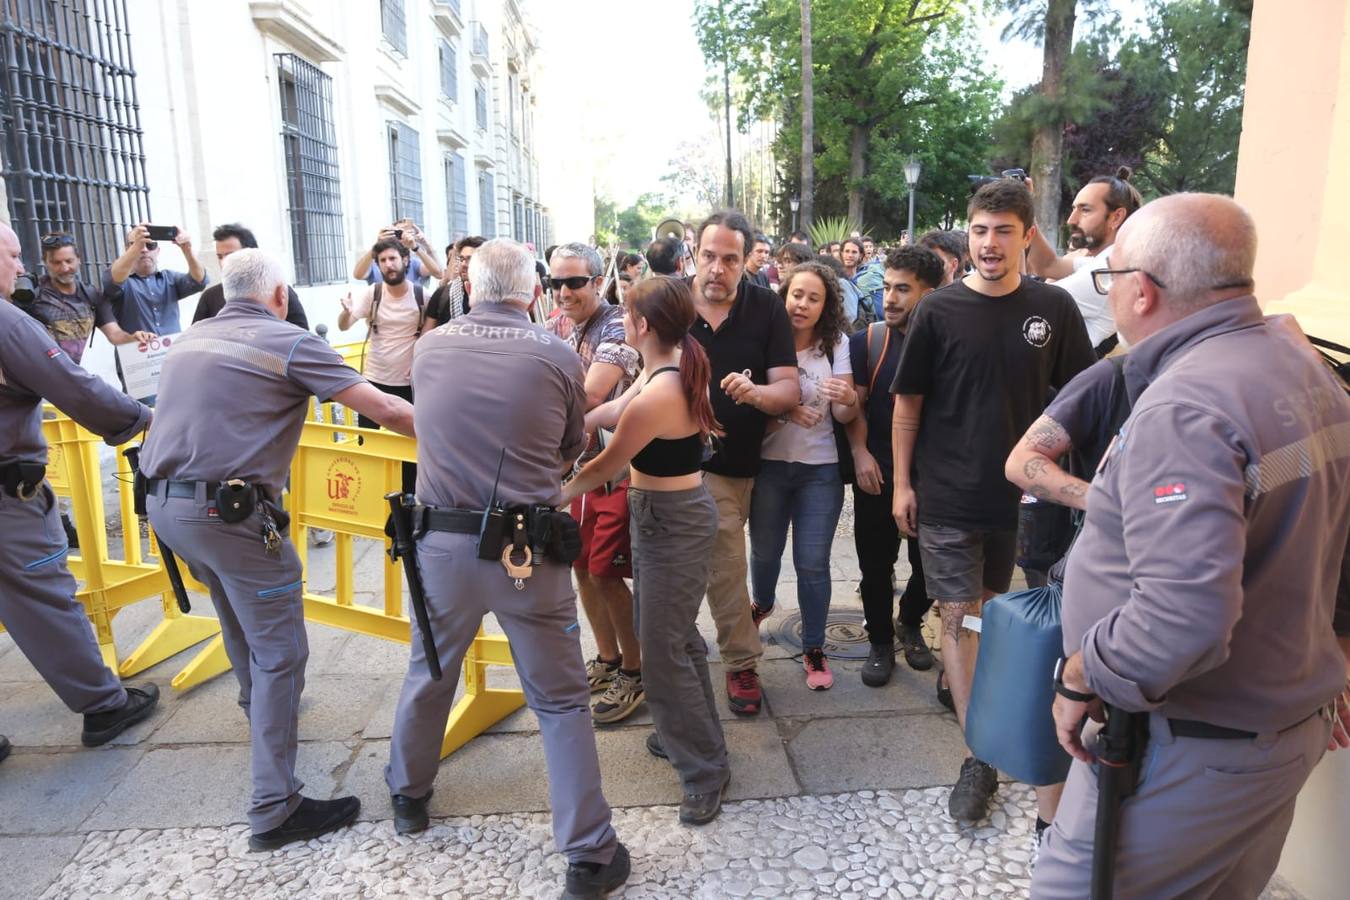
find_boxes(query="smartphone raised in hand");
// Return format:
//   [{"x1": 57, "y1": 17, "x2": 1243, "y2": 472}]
[{"x1": 145, "y1": 225, "x2": 179, "y2": 242}]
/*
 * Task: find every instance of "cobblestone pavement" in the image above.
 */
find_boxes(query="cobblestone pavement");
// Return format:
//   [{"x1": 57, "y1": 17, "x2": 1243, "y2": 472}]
[{"x1": 0, "y1": 491, "x2": 1309, "y2": 899}]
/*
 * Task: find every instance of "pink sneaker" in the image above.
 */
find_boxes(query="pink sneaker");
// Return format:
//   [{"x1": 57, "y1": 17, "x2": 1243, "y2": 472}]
[{"x1": 803, "y1": 648, "x2": 833, "y2": 690}]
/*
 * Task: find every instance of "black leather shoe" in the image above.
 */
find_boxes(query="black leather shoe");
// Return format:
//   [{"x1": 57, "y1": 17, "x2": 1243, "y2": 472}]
[
  {"x1": 861, "y1": 643, "x2": 895, "y2": 687},
  {"x1": 679, "y1": 780, "x2": 726, "y2": 826},
  {"x1": 936, "y1": 665, "x2": 955, "y2": 713},
  {"x1": 0, "y1": 734, "x2": 11, "y2": 765},
  {"x1": 646, "y1": 731, "x2": 668, "y2": 761},
  {"x1": 81, "y1": 684, "x2": 160, "y2": 747},
  {"x1": 249, "y1": 795, "x2": 361, "y2": 851},
  {"x1": 391, "y1": 791, "x2": 432, "y2": 835},
  {"x1": 562, "y1": 842, "x2": 631, "y2": 899}
]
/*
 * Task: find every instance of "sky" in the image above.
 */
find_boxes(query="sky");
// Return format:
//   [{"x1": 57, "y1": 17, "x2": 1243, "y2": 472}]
[{"x1": 528, "y1": 0, "x2": 1147, "y2": 233}]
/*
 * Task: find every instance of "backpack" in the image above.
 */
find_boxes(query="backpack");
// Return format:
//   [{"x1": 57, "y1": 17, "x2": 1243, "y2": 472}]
[
  {"x1": 358, "y1": 281, "x2": 426, "y2": 375},
  {"x1": 845, "y1": 278, "x2": 878, "y2": 332}
]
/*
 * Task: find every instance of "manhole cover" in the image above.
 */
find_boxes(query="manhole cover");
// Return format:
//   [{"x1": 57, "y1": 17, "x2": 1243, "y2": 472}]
[{"x1": 772, "y1": 609, "x2": 882, "y2": 659}]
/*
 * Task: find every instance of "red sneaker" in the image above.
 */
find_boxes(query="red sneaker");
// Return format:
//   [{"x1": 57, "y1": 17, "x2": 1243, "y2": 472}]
[{"x1": 726, "y1": 668, "x2": 762, "y2": 716}]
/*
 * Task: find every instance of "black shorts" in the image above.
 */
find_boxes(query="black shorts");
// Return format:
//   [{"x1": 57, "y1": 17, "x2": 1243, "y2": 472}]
[{"x1": 917, "y1": 524, "x2": 1017, "y2": 602}]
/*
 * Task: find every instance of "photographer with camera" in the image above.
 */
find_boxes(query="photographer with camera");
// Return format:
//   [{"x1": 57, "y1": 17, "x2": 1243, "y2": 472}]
[
  {"x1": 350, "y1": 218, "x2": 444, "y2": 285},
  {"x1": 103, "y1": 223, "x2": 206, "y2": 342}
]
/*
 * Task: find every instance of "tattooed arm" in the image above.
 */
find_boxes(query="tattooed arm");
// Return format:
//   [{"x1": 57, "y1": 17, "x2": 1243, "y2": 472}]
[{"x1": 1005, "y1": 414, "x2": 1090, "y2": 512}]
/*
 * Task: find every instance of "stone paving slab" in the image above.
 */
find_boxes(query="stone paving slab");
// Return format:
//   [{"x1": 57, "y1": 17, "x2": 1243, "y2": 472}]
[
  {"x1": 0, "y1": 746, "x2": 143, "y2": 835},
  {"x1": 787, "y1": 714, "x2": 971, "y2": 795},
  {"x1": 0, "y1": 835, "x2": 85, "y2": 900},
  {"x1": 760, "y1": 656, "x2": 946, "y2": 718},
  {"x1": 82, "y1": 742, "x2": 355, "y2": 831}
]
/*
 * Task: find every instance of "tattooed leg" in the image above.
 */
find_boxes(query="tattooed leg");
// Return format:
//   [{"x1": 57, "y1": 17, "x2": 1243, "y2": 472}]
[{"x1": 939, "y1": 598, "x2": 983, "y2": 731}]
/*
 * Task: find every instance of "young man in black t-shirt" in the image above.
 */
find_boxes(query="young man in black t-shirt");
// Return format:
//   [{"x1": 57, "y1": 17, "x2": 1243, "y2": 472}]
[
  {"x1": 891, "y1": 180, "x2": 1095, "y2": 823},
  {"x1": 846, "y1": 246, "x2": 944, "y2": 687}
]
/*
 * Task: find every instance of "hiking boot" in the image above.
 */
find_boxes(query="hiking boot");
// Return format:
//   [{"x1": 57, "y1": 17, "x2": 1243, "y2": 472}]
[
  {"x1": 585, "y1": 657, "x2": 620, "y2": 693},
  {"x1": 0, "y1": 734, "x2": 10, "y2": 765},
  {"x1": 861, "y1": 643, "x2": 895, "y2": 687},
  {"x1": 898, "y1": 623, "x2": 933, "y2": 671},
  {"x1": 561, "y1": 842, "x2": 631, "y2": 899},
  {"x1": 391, "y1": 790, "x2": 431, "y2": 835},
  {"x1": 646, "y1": 731, "x2": 668, "y2": 761},
  {"x1": 935, "y1": 665, "x2": 955, "y2": 713},
  {"x1": 948, "y1": 757, "x2": 998, "y2": 822},
  {"x1": 726, "y1": 669, "x2": 762, "y2": 715},
  {"x1": 680, "y1": 780, "x2": 727, "y2": 826},
  {"x1": 81, "y1": 684, "x2": 160, "y2": 747},
  {"x1": 803, "y1": 648, "x2": 833, "y2": 691},
  {"x1": 750, "y1": 601, "x2": 773, "y2": 627},
  {"x1": 249, "y1": 795, "x2": 360, "y2": 851},
  {"x1": 592, "y1": 671, "x2": 644, "y2": 724}
]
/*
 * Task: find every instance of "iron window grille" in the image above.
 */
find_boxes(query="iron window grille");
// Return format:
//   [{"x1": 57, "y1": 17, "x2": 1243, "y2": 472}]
[
  {"x1": 512, "y1": 195, "x2": 523, "y2": 242},
  {"x1": 478, "y1": 170, "x2": 494, "y2": 236},
  {"x1": 387, "y1": 121, "x2": 423, "y2": 226},
  {"x1": 277, "y1": 53, "x2": 345, "y2": 286},
  {"x1": 0, "y1": 0, "x2": 151, "y2": 277},
  {"x1": 443, "y1": 152, "x2": 468, "y2": 239},
  {"x1": 438, "y1": 39, "x2": 457, "y2": 102},
  {"x1": 380, "y1": 0, "x2": 407, "y2": 56},
  {"x1": 473, "y1": 81, "x2": 487, "y2": 130}
]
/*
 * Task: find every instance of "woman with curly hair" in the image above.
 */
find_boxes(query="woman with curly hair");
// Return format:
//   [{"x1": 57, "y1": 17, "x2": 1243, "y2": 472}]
[{"x1": 747, "y1": 261, "x2": 859, "y2": 690}]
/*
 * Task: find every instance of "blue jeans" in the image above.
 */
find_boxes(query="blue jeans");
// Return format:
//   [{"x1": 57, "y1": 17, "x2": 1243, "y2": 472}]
[{"x1": 749, "y1": 460, "x2": 844, "y2": 649}]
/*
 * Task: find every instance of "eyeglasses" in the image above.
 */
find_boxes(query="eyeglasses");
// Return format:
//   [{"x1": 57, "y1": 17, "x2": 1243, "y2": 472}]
[
  {"x1": 1092, "y1": 268, "x2": 1166, "y2": 295},
  {"x1": 1092, "y1": 268, "x2": 1254, "y2": 296},
  {"x1": 40, "y1": 233, "x2": 76, "y2": 250},
  {"x1": 549, "y1": 275, "x2": 595, "y2": 291}
]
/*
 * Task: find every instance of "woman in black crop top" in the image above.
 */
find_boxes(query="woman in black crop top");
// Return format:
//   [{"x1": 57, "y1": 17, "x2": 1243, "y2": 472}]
[{"x1": 561, "y1": 277, "x2": 731, "y2": 824}]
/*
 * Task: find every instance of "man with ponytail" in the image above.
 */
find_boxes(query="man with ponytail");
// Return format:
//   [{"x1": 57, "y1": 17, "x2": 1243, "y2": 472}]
[
  {"x1": 1025, "y1": 167, "x2": 1143, "y2": 356},
  {"x1": 563, "y1": 276, "x2": 731, "y2": 826}
]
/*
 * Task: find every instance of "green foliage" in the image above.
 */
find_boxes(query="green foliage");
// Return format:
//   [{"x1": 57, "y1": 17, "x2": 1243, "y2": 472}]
[
  {"x1": 593, "y1": 193, "x2": 674, "y2": 250},
  {"x1": 808, "y1": 215, "x2": 866, "y2": 247},
  {"x1": 693, "y1": 0, "x2": 1002, "y2": 236}
]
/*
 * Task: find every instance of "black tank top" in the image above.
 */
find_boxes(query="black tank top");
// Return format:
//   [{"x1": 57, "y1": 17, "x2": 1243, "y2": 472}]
[{"x1": 630, "y1": 367, "x2": 705, "y2": 477}]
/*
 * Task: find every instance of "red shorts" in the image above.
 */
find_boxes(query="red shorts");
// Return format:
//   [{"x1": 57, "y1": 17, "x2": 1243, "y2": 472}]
[{"x1": 570, "y1": 479, "x2": 633, "y2": 578}]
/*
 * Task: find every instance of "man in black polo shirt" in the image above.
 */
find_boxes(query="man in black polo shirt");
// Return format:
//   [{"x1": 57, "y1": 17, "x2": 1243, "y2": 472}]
[
  {"x1": 846, "y1": 246, "x2": 944, "y2": 687},
  {"x1": 688, "y1": 210, "x2": 798, "y2": 716},
  {"x1": 891, "y1": 180, "x2": 1094, "y2": 823},
  {"x1": 192, "y1": 224, "x2": 309, "y2": 330}
]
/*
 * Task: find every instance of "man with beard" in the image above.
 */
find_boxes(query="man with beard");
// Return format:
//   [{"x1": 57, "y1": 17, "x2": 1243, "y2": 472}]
[
  {"x1": 338, "y1": 239, "x2": 427, "y2": 491},
  {"x1": 846, "y1": 246, "x2": 944, "y2": 687},
  {"x1": 28, "y1": 234, "x2": 155, "y2": 363},
  {"x1": 1026, "y1": 167, "x2": 1142, "y2": 356},
  {"x1": 891, "y1": 180, "x2": 1095, "y2": 823}
]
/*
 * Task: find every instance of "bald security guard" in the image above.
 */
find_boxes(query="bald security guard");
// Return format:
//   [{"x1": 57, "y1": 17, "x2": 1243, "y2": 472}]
[
  {"x1": 0, "y1": 222, "x2": 159, "y2": 758},
  {"x1": 139, "y1": 249, "x2": 415, "y2": 850},
  {"x1": 384, "y1": 239, "x2": 630, "y2": 900},
  {"x1": 1032, "y1": 194, "x2": 1350, "y2": 898}
]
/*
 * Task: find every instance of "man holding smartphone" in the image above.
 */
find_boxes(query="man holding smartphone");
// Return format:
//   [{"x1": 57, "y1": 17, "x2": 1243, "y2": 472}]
[{"x1": 103, "y1": 223, "x2": 206, "y2": 339}]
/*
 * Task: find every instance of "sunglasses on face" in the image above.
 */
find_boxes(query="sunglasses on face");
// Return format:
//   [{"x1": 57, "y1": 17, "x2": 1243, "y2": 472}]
[{"x1": 549, "y1": 275, "x2": 594, "y2": 291}]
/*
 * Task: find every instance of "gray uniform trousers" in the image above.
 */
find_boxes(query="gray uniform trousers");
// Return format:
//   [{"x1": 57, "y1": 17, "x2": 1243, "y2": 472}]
[
  {"x1": 629, "y1": 486, "x2": 729, "y2": 795},
  {"x1": 0, "y1": 484, "x2": 126, "y2": 714},
  {"x1": 148, "y1": 488, "x2": 307, "y2": 832},
  {"x1": 1032, "y1": 710, "x2": 1333, "y2": 899},
  {"x1": 385, "y1": 531, "x2": 618, "y2": 866}
]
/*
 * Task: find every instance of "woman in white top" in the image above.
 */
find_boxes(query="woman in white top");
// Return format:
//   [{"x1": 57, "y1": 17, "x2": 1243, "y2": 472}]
[{"x1": 748, "y1": 261, "x2": 859, "y2": 690}]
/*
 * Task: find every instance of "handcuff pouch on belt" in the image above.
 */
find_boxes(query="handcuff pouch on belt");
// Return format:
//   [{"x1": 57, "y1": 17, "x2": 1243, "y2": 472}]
[
  {"x1": 473, "y1": 503, "x2": 582, "y2": 587},
  {"x1": 1, "y1": 462, "x2": 46, "y2": 501},
  {"x1": 215, "y1": 480, "x2": 256, "y2": 524}
]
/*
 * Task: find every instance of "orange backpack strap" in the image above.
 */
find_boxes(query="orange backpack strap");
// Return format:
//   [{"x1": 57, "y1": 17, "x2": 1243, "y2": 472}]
[{"x1": 866, "y1": 323, "x2": 890, "y2": 392}]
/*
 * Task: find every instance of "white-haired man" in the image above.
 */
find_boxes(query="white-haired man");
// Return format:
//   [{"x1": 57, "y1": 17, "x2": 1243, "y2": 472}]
[
  {"x1": 385, "y1": 238, "x2": 630, "y2": 899},
  {"x1": 140, "y1": 248, "x2": 415, "y2": 851}
]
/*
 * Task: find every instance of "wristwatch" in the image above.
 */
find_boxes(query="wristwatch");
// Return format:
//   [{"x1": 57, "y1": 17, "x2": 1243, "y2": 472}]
[{"x1": 1053, "y1": 655, "x2": 1097, "y2": 703}]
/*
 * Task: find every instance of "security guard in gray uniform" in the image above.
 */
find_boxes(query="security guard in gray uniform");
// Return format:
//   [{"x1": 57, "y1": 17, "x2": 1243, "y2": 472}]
[
  {"x1": 138, "y1": 249, "x2": 415, "y2": 850},
  {"x1": 384, "y1": 239, "x2": 630, "y2": 900},
  {"x1": 0, "y1": 222, "x2": 159, "y2": 759},
  {"x1": 1033, "y1": 194, "x2": 1350, "y2": 898}
]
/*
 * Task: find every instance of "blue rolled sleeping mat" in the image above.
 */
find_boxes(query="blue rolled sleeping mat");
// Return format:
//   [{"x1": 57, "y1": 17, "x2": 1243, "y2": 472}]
[{"x1": 965, "y1": 583, "x2": 1073, "y2": 786}]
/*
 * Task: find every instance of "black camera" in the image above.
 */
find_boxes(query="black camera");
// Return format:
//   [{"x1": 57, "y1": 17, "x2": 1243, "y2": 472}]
[{"x1": 10, "y1": 273, "x2": 36, "y2": 305}]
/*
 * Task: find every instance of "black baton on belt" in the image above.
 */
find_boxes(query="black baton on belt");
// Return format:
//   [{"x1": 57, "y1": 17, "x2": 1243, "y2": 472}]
[
  {"x1": 1091, "y1": 705, "x2": 1148, "y2": 900},
  {"x1": 123, "y1": 446, "x2": 192, "y2": 614},
  {"x1": 386, "y1": 492, "x2": 442, "y2": 681}
]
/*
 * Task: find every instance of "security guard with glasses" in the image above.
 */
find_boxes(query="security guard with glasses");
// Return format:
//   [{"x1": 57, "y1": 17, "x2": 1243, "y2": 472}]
[
  {"x1": 139, "y1": 248, "x2": 414, "y2": 850},
  {"x1": 384, "y1": 238, "x2": 630, "y2": 900},
  {"x1": 0, "y1": 222, "x2": 160, "y2": 756}
]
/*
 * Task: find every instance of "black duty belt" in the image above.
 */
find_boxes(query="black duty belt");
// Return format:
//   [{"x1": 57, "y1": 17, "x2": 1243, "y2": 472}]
[
  {"x1": 416, "y1": 506, "x2": 488, "y2": 535},
  {"x1": 1169, "y1": 709, "x2": 1320, "y2": 741},
  {"x1": 146, "y1": 479, "x2": 222, "y2": 501},
  {"x1": 0, "y1": 462, "x2": 46, "y2": 499}
]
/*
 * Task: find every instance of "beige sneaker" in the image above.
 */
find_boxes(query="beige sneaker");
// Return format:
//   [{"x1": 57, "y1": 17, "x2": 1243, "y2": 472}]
[
  {"x1": 585, "y1": 656, "x2": 619, "y2": 693},
  {"x1": 592, "y1": 671, "x2": 645, "y2": 724}
]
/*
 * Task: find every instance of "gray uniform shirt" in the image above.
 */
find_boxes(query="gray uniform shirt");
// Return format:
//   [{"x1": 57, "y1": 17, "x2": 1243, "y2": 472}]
[
  {"x1": 412, "y1": 302, "x2": 586, "y2": 509},
  {"x1": 0, "y1": 299, "x2": 149, "y2": 466},
  {"x1": 1063, "y1": 296, "x2": 1350, "y2": 733},
  {"x1": 140, "y1": 300, "x2": 365, "y2": 499}
]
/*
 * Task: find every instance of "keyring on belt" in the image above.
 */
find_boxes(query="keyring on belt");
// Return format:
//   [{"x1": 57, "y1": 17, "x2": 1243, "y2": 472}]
[{"x1": 17, "y1": 480, "x2": 40, "y2": 502}]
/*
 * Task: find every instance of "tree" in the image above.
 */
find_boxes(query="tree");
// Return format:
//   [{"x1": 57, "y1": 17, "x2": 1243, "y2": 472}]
[{"x1": 800, "y1": 0, "x2": 814, "y2": 229}]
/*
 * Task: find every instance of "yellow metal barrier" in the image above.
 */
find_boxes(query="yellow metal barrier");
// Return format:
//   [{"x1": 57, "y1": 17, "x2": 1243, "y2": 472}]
[
  {"x1": 163, "y1": 339, "x2": 526, "y2": 758},
  {"x1": 0, "y1": 410, "x2": 222, "y2": 676}
]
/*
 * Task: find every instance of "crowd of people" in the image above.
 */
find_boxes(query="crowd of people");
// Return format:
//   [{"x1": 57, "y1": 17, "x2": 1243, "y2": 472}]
[{"x1": 0, "y1": 163, "x2": 1348, "y2": 900}]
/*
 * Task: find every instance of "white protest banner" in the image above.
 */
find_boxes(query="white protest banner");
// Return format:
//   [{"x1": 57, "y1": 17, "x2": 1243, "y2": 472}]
[{"x1": 116, "y1": 333, "x2": 180, "y2": 399}]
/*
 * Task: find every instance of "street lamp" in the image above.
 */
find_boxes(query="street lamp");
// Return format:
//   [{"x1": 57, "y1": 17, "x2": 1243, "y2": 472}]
[
  {"x1": 789, "y1": 195, "x2": 801, "y2": 234},
  {"x1": 903, "y1": 157, "x2": 922, "y2": 243}
]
